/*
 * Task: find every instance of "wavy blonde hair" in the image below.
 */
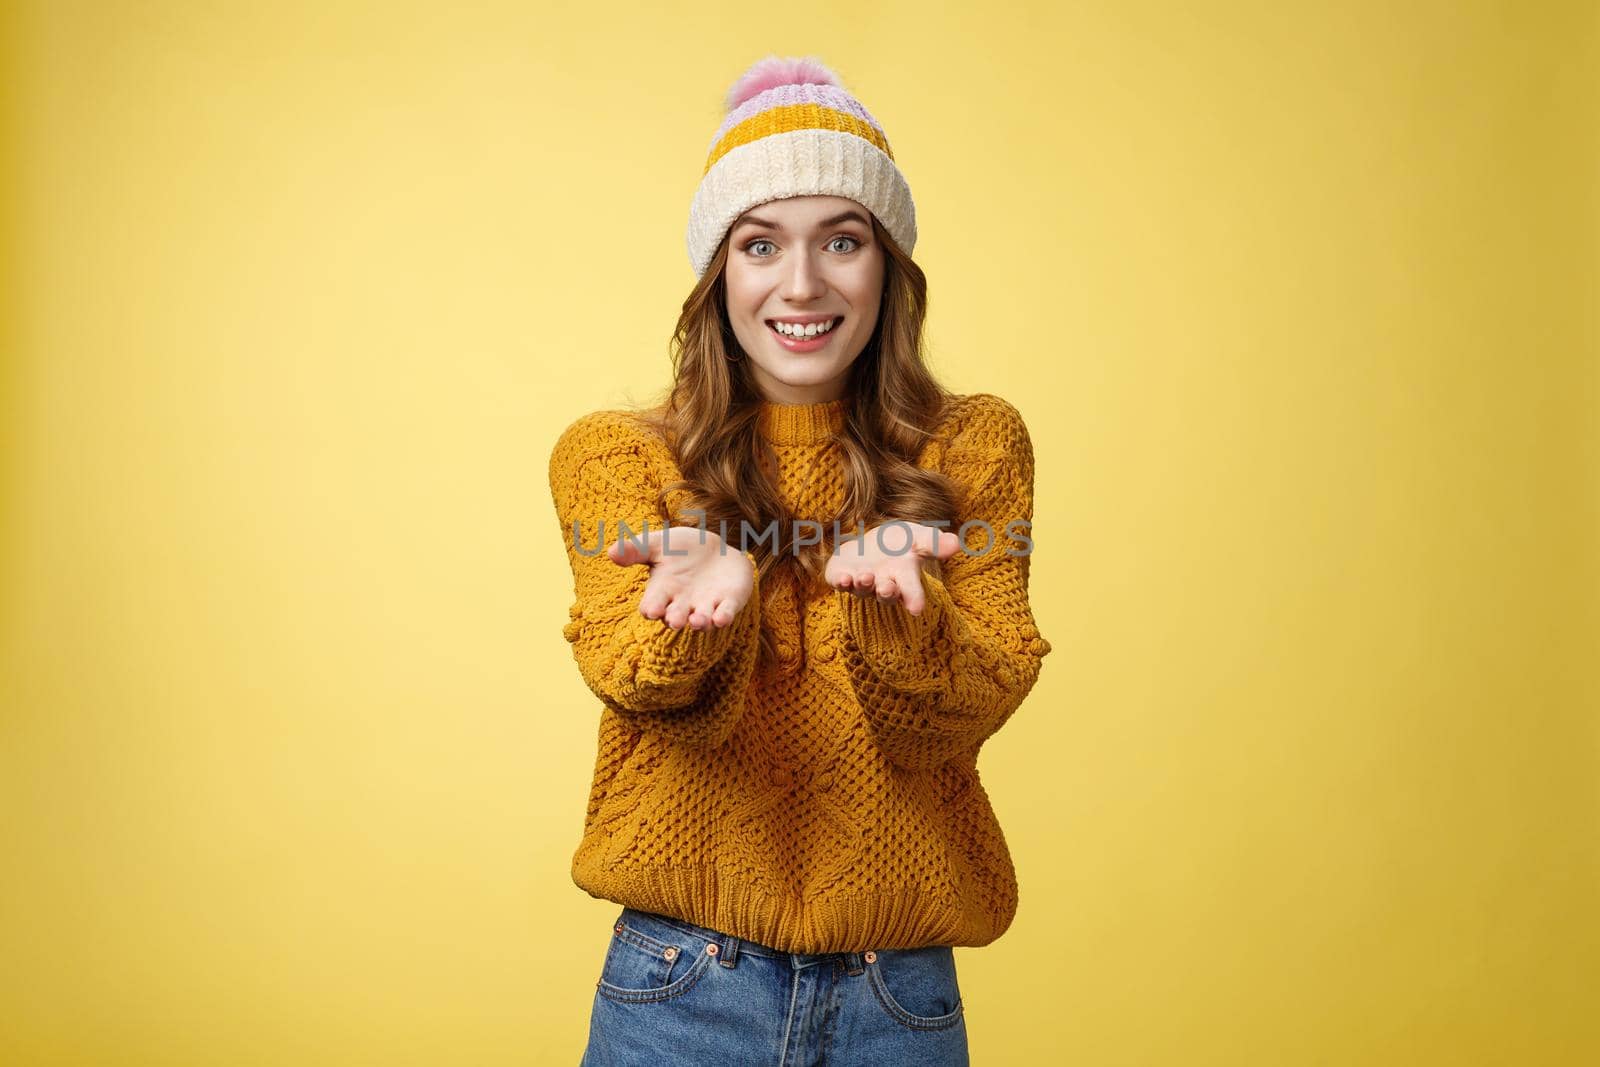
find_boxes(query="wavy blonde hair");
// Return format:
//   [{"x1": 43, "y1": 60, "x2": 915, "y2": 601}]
[{"x1": 628, "y1": 214, "x2": 962, "y2": 662}]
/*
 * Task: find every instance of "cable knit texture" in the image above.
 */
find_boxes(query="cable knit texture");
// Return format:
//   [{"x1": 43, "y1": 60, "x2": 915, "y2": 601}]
[{"x1": 547, "y1": 392, "x2": 1053, "y2": 953}]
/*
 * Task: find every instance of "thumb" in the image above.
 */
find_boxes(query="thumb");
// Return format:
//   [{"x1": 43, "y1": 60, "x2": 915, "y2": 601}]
[
  {"x1": 930, "y1": 528, "x2": 963, "y2": 561},
  {"x1": 607, "y1": 528, "x2": 659, "y2": 567}
]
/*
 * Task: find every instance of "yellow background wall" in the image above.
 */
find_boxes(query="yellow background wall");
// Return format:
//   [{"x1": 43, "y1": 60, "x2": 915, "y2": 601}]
[{"x1": 2, "y1": 2, "x2": 1595, "y2": 1063}]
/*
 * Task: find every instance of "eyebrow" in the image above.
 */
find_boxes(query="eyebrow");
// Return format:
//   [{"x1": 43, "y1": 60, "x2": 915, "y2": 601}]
[{"x1": 731, "y1": 209, "x2": 872, "y2": 234}]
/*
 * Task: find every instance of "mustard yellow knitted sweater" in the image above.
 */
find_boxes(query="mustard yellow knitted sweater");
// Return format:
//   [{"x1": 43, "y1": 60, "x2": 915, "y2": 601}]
[{"x1": 547, "y1": 392, "x2": 1053, "y2": 954}]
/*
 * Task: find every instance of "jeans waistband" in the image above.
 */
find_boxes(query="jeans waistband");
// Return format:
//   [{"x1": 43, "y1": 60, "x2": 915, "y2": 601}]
[{"x1": 620, "y1": 907, "x2": 869, "y2": 972}]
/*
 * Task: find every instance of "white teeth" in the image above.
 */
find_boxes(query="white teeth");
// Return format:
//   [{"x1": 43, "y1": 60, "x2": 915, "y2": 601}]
[{"x1": 771, "y1": 317, "x2": 837, "y2": 337}]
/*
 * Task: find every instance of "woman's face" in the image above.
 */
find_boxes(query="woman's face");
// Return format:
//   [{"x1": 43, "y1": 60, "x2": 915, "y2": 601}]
[{"x1": 722, "y1": 194, "x2": 885, "y2": 404}]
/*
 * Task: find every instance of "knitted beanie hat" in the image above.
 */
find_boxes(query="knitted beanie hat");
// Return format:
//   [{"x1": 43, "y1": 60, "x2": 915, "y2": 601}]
[{"x1": 685, "y1": 55, "x2": 917, "y2": 280}]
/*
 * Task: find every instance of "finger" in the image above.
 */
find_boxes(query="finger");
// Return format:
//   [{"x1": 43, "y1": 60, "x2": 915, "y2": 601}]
[
  {"x1": 900, "y1": 578, "x2": 926, "y2": 616},
  {"x1": 875, "y1": 575, "x2": 898, "y2": 601},
  {"x1": 638, "y1": 582, "x2": 673, "y2": 619},
  {"x1": 662, "y1": 597, "x2": 692, "y2": 630},
  {"x1": 688, "y1": 597, "x2": 720, "y2": 630}
]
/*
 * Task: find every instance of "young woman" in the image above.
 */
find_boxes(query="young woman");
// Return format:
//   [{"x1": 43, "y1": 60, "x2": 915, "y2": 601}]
[{"x1": 549, "y1": 54, "x2": 1053, "y2": 1066}]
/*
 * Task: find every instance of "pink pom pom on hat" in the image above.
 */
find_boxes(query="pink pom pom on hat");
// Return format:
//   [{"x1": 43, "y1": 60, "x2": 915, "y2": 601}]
[
  {"x1": 723, "y1": 55, "x2": 844, "y2": 111},
  {"x1": 685, "y1": 54, "x2": 917, "y2": 279}
]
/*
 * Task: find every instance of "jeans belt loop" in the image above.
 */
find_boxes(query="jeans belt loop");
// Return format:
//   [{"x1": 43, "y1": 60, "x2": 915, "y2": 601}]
[{"x1": 718, "y1": 931, "x2": 741, "y2": 968}]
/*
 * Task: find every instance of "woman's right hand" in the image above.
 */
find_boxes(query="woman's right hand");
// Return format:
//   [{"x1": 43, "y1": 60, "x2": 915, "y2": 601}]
[{"x1": 607, "y1": 526, "x2": 755, "y2": 631}]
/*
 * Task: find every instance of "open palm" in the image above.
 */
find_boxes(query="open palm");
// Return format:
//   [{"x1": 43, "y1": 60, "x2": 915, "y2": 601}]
[
  {"x1": 826, "y1": 521, "x2": 962, "y2": 616},
  {"x1": 608, "y1": 526, "x2": 754, "y2": 630}
]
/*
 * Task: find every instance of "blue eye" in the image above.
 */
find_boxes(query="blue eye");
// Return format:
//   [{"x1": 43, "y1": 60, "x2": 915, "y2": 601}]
[{"x1": 741, "y1": 235, "x2": 864, "y2": 258}]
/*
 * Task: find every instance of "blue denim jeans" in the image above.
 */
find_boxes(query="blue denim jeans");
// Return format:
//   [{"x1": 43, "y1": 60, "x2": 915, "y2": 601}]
[{"x1": 580, "y1": 906, "x2": 970, "y2": 1065}]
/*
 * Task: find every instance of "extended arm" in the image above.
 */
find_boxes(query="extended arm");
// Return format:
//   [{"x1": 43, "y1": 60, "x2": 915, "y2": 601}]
[
  {"x1": 836, "y1": 396, "x2": 1054, "y2": 770},
  {"x1": 549, "y1": 412, "x2": 761, "y2": 746}
]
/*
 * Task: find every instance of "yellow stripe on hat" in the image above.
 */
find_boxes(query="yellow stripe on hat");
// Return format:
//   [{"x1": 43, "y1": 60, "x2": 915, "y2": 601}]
[{"x1": 703, "y1": 103, "x2": 894, "y2": 176}]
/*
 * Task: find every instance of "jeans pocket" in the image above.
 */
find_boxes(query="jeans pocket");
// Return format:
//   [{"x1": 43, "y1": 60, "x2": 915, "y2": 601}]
[
  {"x1": 595, "y1": 909, "x2": 714, "y2": 1004},
  {"x1": 865, "y1": 945, "x2": 965, "y2": 1031}
]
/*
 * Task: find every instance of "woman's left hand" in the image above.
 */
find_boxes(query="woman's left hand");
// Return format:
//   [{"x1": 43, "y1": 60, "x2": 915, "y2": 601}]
[{"x1": 826, "y1": 521, "x2": 963, "y2": 616}]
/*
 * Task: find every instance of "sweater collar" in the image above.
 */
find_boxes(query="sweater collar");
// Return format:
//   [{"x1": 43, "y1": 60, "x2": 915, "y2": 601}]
[{"x1": 756, "y1": 396, "x2": 847, "y2": 446}]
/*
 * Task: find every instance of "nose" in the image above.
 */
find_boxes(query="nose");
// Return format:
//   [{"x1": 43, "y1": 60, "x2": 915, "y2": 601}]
[{"x1": 780, "y1": 246, "x2": 828, "y2": 304}]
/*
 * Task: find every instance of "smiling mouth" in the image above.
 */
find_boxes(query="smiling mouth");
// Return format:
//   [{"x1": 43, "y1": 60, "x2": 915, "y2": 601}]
[{"x1": 765, "y1": 315, "x2": 844, "y2": 340}]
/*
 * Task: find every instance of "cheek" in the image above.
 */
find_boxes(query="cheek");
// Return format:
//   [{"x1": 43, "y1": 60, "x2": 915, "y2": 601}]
[
  {"x1": 845, "y1": 286, "x2": 882, "y2": 322},
  {"x1": 841, "y1": 260, "x2": 884, "y2": 303},
  {"x1": 723, "y1": 279, "x2": 764, "y2": 321}
]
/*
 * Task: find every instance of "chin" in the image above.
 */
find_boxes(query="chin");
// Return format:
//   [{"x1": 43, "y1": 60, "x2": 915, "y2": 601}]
[{"x1": 764, "y1": 360, "x2": 848, "y2": 383}]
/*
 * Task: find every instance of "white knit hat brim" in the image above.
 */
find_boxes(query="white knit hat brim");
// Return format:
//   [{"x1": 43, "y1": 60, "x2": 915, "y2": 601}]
[{"x1": 686, "y1": 128, "x2": 917, "y2": 279}]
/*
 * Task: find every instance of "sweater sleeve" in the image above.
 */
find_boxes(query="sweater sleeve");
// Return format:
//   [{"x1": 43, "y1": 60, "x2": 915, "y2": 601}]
[
  {"x1": 836, "y1": 394, "x2": 1054, "y2": 771},
  {"x1": 548, "y1": 411, "x2": 762, "y2": 747}
]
